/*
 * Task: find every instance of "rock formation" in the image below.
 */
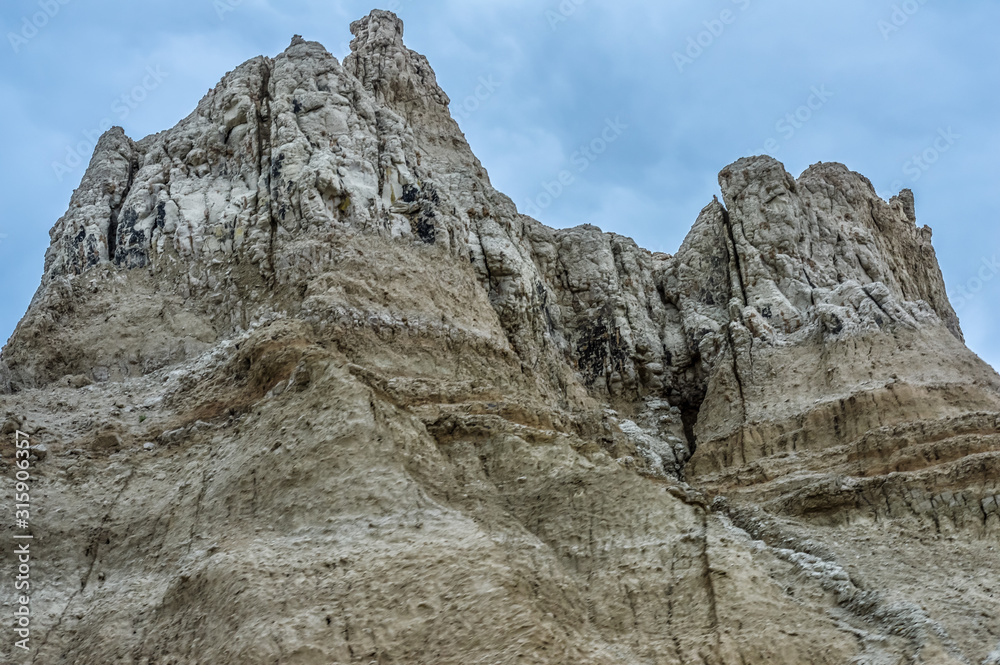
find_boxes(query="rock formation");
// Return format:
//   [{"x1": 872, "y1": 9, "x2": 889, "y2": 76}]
[{"x1": 2, "y1": 10, "x2": 998, "y2": 664}]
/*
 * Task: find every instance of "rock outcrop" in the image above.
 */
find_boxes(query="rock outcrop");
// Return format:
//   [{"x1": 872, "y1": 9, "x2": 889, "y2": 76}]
[{"x1": 2, "y1": 10, "x2": 998, "y2": 665}]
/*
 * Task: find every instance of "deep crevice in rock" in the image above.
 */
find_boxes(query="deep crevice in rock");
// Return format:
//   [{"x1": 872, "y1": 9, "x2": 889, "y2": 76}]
[
  {"x1": 720, "y1": 203, "x2": 748, "y2": 308},
  {"x1": 107, "y1": 157, "x2": 138, "y2": 263},
  {"x1": 678, "y1": 401, "x2": 700, "y2": 456},
  {"x1": 664, "y1": 370, "x2": 707, "y2": 463},
  {"x1": 255, "y1": 61, "x2": 278, "y2": 286}
]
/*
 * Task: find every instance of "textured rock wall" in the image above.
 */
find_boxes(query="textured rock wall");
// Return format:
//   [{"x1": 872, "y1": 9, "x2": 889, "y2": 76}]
[{"x1": 2, "y1": 10, "x2": 999, "y2": 665}]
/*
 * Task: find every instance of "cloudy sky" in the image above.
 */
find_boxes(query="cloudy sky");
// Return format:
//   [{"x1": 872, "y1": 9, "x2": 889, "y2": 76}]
[{"x1": 1, "y1": 0, "x2": 998, "y2": 368}]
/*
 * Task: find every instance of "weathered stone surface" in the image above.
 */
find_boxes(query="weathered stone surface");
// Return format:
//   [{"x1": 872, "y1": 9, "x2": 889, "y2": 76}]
[{"x1": 2, "y1": 10, "x2": 999, "y2": 665}]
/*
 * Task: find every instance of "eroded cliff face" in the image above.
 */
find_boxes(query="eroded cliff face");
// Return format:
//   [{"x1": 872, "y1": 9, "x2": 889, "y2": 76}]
[{"x1": 2, "y1": 10, "x2": 999, "y2": 665}]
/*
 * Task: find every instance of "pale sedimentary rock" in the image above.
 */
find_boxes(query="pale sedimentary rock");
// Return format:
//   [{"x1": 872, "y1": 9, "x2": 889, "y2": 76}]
[{"x1": 1, "y1": 10, "x2": 998, "y2": 665}]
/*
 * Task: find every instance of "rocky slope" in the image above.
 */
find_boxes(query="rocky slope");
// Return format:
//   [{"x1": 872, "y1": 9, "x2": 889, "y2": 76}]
[{"x1": 2, "y1": 10, "x2": 999, "y2": 664}]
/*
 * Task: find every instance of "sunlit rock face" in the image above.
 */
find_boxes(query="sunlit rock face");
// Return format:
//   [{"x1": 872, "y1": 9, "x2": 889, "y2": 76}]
[{"x1": 2, "y1": 10, "x2": 998, "y2": 665}]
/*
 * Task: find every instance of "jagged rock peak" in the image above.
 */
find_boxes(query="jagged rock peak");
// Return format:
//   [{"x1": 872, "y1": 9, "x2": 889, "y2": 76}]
[
  {"x1": 349, "y1": 9, "x2": 405, "y2": 51},
  {"x1": 346, "y1": 9, "x2": 451, "y2": 111}
]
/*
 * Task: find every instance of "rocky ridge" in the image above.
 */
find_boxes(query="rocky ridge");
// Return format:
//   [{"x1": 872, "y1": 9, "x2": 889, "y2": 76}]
[{"x1": 1, "y1": 10, "x2": 998, "y2": 664}]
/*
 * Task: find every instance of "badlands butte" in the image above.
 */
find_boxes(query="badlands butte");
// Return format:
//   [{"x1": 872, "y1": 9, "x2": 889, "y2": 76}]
[{"x1": 1, "y1": 9, "x2": 999, "y2": 665}]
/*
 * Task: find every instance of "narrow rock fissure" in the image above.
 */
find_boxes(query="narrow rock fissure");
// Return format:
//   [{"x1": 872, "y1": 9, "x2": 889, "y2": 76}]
[
  {"x1": 666, "y1": 373, "x2": 706, "y2": 467},
  {"x1": 254, "y1": 59, "x2": 277, "y2": 285},
  {"x1": 679, "y1": 402, "x2": 700, "y2": 456},
  {"x1": 720, "y1": 202, "x2": 750, "y2": 418},
  {"x1": 726, "y1": 326, "x2": 748, "y2": 411},
  {"x1": 720, "y1": 204, "x2": 748, "y2": 308},
  {"x1": 107, "y1": 157, "x2": 138, "y2": 263}
]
